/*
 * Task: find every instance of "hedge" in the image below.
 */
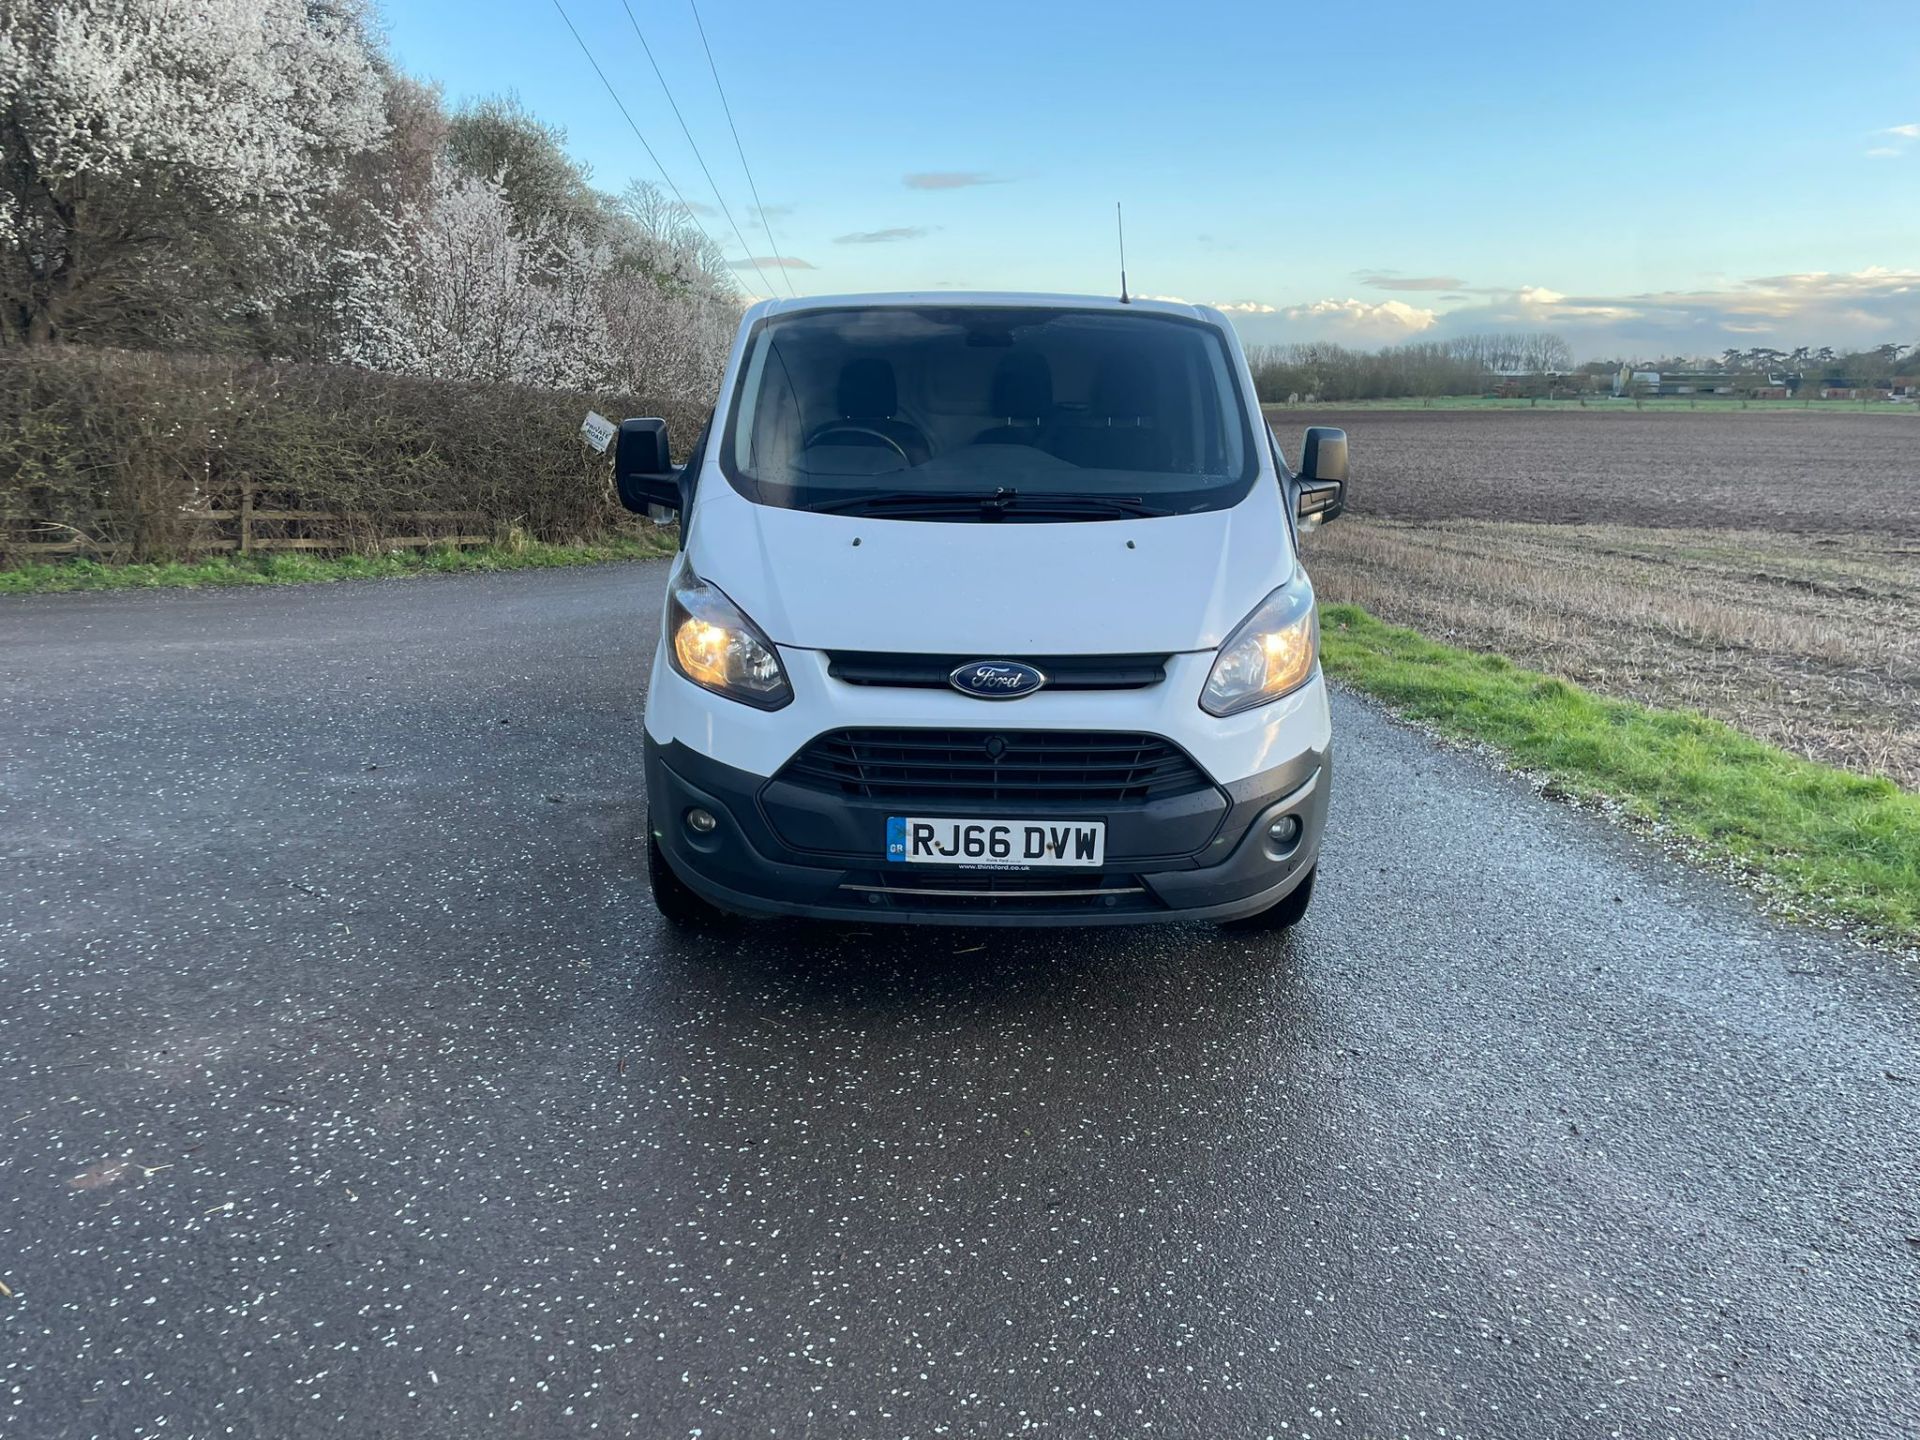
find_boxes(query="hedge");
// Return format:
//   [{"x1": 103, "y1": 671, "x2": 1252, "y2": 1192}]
[{"x1": 0, "y1": 348, "x2": 708, "y2": 562}]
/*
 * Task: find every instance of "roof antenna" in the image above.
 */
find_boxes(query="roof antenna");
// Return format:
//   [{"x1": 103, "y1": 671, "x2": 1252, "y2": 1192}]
[{"x1": 1115, "y1": 202, "x2": 1131, "y2": 303}]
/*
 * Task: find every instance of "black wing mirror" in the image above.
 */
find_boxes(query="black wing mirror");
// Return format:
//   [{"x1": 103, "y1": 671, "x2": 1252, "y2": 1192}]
[
  {"x1": 1294, "y1": 425, "x2": 1347, "y2": 526},
  {"x1": 614, "y1": 418, "x2": 681, "y2": 513}
]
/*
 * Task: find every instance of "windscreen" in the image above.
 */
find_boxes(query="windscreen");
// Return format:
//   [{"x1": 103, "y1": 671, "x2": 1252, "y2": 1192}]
[{"x1": 720, "y1": 306, "x2": 1258, "y2": 520}]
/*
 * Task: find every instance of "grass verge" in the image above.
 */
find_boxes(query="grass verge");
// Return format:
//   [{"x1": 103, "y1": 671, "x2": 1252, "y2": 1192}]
[
  {"x1": 1262, "y1": 396, "x2": 1915, "y2": 414},
  {"x1": 0, "y1": 533, "x2": 677, "y2": 596},
  {"x1": 1320, "y1": 603, "x2": 1920, "y2": 946}
]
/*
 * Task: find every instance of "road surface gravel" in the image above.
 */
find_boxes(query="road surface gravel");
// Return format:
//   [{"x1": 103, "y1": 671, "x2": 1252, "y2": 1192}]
[{"x1": 2, "y1": 564, "x2": 1915, "y2": 1439}]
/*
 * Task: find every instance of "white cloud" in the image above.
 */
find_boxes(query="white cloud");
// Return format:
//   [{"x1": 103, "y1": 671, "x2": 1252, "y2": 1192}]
[
  {"x1": 903, "y1": 171, "x2": 1001, "y2": 190},
  {"x1": 1867, "y1": 123, "x2": 1919, "y2": 157},
  {"x1": 1139, "y1": 295, "x2": 1281, "y2": 314},
  {"x1": 1736, "y1": 266, "x2": 1919, "y2": 303},
  {"x1": 1355, "y1": 271, "x2": 1467, "y2": 292},
  {"x1": 1431, "y1": 267, "x2": 1920, "y2": 355},
  {"x1": 1509, "y1": 284, "x2": 1639, "y2": 321},
  {"x1": 833, "y1": 226, "x2": 934, "y2": 244},
  {"x1": 1280, "y1": 297, "x2": 1439, "y2": 336},
  {"x1": 1227, "y1": 266, "x2": 1920, "y2": 358}
]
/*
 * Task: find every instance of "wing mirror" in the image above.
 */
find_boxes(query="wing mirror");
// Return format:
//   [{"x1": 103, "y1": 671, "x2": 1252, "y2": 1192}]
[
  {"x1": 1294, "y1": 425, "x2": 1347, "y2": 526},
  {"x1": 614, "y1": 418, "x2": 682, "y2": 512}
]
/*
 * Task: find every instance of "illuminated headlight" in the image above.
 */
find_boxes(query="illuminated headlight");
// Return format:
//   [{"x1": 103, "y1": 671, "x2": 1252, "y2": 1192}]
[
  {"x1": 666, "y1": 566, "x2": 792, "y2": 709},
  {"x1": 1201, "y1": 574, "x2": 1319, "y2": 717}
]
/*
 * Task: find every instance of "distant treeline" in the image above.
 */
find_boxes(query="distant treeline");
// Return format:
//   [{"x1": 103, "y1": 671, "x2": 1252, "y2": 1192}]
[
  {"x1": 1702, "y1": 344, "x2": 1917, "y2": 383},
  {"x1": 1248, "y1": 335, "x2": 1920, "y2": 403},
  {"x1": 1247, "y1": 334, "x2": 1573, "y2": 403}
]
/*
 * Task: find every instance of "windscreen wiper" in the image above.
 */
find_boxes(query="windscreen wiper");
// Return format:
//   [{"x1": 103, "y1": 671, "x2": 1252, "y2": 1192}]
[
  {"x1": 806, "y1": 489, "x2": 1168, "y2": 520},
  {"x1": 807, "y1": 489, "x2": 1006, "y2": 515},
  {"x1": 993, "y1": 492, "x2": 1169, "y2": 518}
]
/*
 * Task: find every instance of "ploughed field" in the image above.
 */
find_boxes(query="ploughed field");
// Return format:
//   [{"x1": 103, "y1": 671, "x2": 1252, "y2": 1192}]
[
  {"x1": 1287, "y1": 405, "x2": 1920, "y2": 533},
  {"x1": 1277, "y1": 407, "x2": 1920, "y2": 789}
]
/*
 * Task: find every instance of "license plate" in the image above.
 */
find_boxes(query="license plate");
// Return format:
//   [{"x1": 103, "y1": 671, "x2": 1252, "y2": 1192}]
[{"x1": 887, "y1": 816, "x2": 1106, "y2": 869}]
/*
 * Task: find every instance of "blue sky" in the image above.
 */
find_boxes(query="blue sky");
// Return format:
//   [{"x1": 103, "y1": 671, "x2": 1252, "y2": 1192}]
[{"x1": 381, "y1": 0, "x2": 1919, "y2": 359}]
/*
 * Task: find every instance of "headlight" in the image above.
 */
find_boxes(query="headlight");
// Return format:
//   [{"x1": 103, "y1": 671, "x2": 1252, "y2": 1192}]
[
  {"x1": 666, "y1": 567, "x2": 793, "y2": 709},
  {"x1": 1201, "y1": 575, "x2": 1319, "y2": 716}
]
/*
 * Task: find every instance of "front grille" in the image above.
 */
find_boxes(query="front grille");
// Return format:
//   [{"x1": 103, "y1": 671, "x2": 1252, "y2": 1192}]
[
  {"x1": 827, "y1": 651, "x2": 1168, "y2": 690},
  {"x1": 778, "y1": 729, "x2": 1212, "y2": 804}
]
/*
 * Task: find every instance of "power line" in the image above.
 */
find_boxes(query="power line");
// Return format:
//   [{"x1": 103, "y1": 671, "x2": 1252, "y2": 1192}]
[
  {"x1": 687, "y1": 0, "x2": 798, "y2": 298},
  {"x1": 546, "y1": 0, "x2": 743, "y2": 297},
  {"x1": 615, "y1": 0, "x2": 787, "y2": 301}
]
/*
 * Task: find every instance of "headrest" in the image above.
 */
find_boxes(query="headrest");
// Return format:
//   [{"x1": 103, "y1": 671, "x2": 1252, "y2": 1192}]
[
  {"x1": 989, "y1": 351, "x2": 1054, "y2": 420},
  {"x1": 837, "y1": 357, "x2": 898, "y2": 418},
  {"x1": 1093, "y1": 353, "x2": 1156, "y2": 418}
]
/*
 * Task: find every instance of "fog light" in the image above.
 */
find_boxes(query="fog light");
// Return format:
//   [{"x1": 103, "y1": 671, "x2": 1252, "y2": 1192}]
[
  {"x1": 685, "y1": 808, "x2": 718, "y2": 835},
  {"x1": 1267, "y1": 815, "x2": 1302, "y2": 849}
]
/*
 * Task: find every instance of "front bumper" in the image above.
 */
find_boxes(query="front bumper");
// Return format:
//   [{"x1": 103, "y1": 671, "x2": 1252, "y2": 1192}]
[{"x1": 645, "y1": 735, "x2": 1330, "y2": 926}]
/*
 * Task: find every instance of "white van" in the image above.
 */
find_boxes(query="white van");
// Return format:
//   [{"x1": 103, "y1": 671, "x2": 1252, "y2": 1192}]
[{"x1": 615, "y1": 293, "x2": 1346, "y2": 929}]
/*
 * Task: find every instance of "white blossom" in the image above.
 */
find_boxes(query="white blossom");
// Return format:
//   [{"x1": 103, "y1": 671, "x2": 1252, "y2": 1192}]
[
  {"x1": 363, "y1": 164, "x2": 734, "y2": 397},
  {"x1": 369, "y1": 163, "x2": 599, "y2": 389},
  {"x1": 1, "y1": 0, "x2": 739, "y2": 400},
  {"x1": 0, "y1": 0, "x2": 386, "y2": 339},
  {"x1": 1, "y1": 0, "x2": 383, "y2": 202}
]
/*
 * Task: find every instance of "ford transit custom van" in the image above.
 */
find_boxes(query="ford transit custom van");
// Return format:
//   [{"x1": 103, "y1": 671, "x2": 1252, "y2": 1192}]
[{"x1": 616, "y1": 293, "x2": 1346, "y2": 929}]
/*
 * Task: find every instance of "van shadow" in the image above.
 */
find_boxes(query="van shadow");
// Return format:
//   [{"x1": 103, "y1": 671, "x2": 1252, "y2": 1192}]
[
  {"x1": 650, "y1": 910, "x2": 1312, "y2": 1028},
  {"x1": 596, "y1": 817, "x2": 1335, "y2": 1203},
  {"x1": 622, "y1": 910, "x2": 1332, "y2": 1169}
]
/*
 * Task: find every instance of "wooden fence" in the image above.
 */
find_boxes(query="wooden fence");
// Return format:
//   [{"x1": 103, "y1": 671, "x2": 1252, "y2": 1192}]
[{"x1": 8, "y1": 482, "x2": 492, "y2": 559}]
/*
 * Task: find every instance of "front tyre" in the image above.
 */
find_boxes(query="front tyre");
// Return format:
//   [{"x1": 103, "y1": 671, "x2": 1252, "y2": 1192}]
[
  {"x1": 1220, "y1": 866, "x2": 1315, "y2": 933},
  {"x1": 648, "y1": 820, "x2": 727, "y2": 930}
]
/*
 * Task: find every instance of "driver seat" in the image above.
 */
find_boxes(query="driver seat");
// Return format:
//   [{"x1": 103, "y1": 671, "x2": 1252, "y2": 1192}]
[{"x1": 804, "y1": 358, "x2": 931, "y2": 465}]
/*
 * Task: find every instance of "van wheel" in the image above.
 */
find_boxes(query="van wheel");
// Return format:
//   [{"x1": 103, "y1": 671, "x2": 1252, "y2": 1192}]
[
  {"x1": 648, "y1": 824, "x2": 726, "y2": 929},
  {"x1": 1222, "y1": 866, "x2": 1315, "y2": 932}
]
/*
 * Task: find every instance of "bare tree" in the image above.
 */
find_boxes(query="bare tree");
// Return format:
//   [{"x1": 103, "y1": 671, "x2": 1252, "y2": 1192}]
[{"x1": 616, "y1": 180, "x2": 739, "y2": 299}]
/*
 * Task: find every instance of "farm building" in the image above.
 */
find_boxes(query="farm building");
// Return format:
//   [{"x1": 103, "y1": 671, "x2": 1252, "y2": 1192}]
[
  {"x1": 1611, "y1": 367, "x2": 1740, "y2": 397},
  {"x1": 1491, "y1": 371, "x2": 1582, "y2": 398},
  {"x1": 1816, "y1": 377, "x2": 1916, "y2": 400}
]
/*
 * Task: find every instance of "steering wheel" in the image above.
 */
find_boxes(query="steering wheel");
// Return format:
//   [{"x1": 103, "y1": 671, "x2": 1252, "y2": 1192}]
[{"x1": 804, "y1": 422, "x2": 911, "y2": 462}]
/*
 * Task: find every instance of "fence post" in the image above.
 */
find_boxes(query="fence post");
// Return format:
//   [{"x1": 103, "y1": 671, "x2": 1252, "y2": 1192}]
[{"x1": 239, "y1": 479, "x2": 253, "y2": 555}]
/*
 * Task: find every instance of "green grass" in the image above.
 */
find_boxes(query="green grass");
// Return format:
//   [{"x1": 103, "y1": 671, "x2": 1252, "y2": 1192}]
[
  {"x1": 0, "y1": 533, "x2": 677, "y2": 595},
  {"x1": 1320, "y1": 603, "x2": 1920, "y2": 945},
  {"x1": 1262, "y1": 396, "x2": 1915, "y2": 414}
]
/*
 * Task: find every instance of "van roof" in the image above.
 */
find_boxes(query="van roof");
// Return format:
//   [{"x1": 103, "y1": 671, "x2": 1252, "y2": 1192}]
[{"x1": 745, "y1": 291, "x2": 1227, "y2": 326}]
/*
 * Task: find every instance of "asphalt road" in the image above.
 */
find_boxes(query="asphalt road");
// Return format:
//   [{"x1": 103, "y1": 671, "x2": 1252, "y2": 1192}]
[{"x1": 2, "y1": 564, "x2": 1916, "y2": 1440}]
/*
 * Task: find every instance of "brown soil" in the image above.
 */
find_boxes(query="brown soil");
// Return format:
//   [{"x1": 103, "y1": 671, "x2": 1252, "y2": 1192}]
[
  {"x1": 1307, "y1": 517, "x2": 1920, "y2": 788},
  {"x1": 1285, "y1": 407, "x2": 1920, "y2": 536},
  {"x1": 1285, "y1": 408, "x2": 1920, "y2": 787}
]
